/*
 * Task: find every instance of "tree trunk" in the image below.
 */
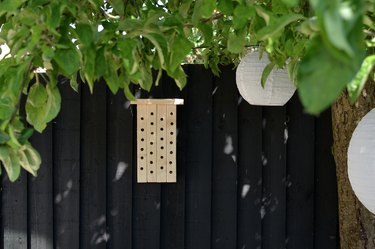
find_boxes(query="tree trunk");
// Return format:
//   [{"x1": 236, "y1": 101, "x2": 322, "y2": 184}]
[{"x1": 332, "y1": 81, "x2": 375, "y2": 249}]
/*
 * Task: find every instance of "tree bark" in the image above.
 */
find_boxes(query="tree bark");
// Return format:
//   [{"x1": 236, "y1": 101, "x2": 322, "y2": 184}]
[{"x1": 332, "y1": 81, "x2": 375, "y2": 249}]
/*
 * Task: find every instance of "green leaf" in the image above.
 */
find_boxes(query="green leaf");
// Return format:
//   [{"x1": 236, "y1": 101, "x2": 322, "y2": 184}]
[
  {"x1": 167, "y1": 66, "x2": 187, "y2": 90},
  {"x1": 82, "y1": 45, "x2": 96, "y2": 91},
  {"x1": 26, "y1": 83, "x2": 48, "y2": 132},
  {"x1": 46, "y1": 2, "x2": 62, "y2": 29},
  {"x1": 0, "y1": 0, "x2": 26, "y2": 15},
  {"x1": 45, "y1": 83, "x2": 61, "y2": 122},
  {"x1": 197, "y1": 23, "x2": 213, "y2": 45},
  {"x1": 70, "y1": 73, "x2": 79, "y2": 92},
  {"x1": 95, "y1": 46, "x2": 107, "y2": 78},
  {"x1": 227, "y1": 28, "x2": 246, "y2": 53},
  {"x1": 142, "y1": 32, "x2": 168, "y2": 68},
  {"x1": 0, "y1": 97, "x2": 14, "y2": 120},
  {"x1": 347, "y1": 55, "x2": 375, "y2": 103},
  {"x1": 104, "y1": 71, "x2": 121, "y2": 94},
  {"x1": 7, "y1": 124, "x2": 22, "y2": 149},
  {"x1": 18, "y1": 128, "x2": 34, "y2": 144},
  {"x1": 0, "y1": 146, "x2": 20, "y2": 182},
  {"x1": 192, "y1": 0, "x2": 216, "y2": 24},
  {"x1": 261, "y1": 62, "x2": 275, "y2": 88},
  {"x1": 218, "y1": 0, "x2": 234, "y2": 15},
  {"x1": 108, "y1": 0, "x2": 125, "y2": 15},
  {"x1": 18, "y1": 144, "x2": 41, "y2": 177},
  {"x1": 281, "y1": 0, "x2": 299, "y2": 7},
  {"x1": 169, "y1": 34, "x2": 192, "y2": 71},
  {"x1": 27, "y1": 83, "x2": 48, "y2": 108},
  {"x1": 323, "y1": 9, "x2": 353, "y2": 56},
  {"x1": 53, "y1": 47, "x2": 80, "y2": 76},
  {"x1": 256, "y1": 14, "x2": 304, "y2": 40},
  {"x1": 26, "y1": 83, "x2": 61, "y2": 132},
  {"x1": 272, "y1": 0, "x2": 289, "y2": 14},
  {"x1": 233, "y1": 4, "x2": 255, "y2": 30},
  {"x1": 297, "y1": 35, "x2": 361, "y2": 114},
  {"x1": 117, "y1": 38, "x2": 138, "y2": 74},
  {"x1": 0, "y1": 130, "x2": 10, "y2": 144},
  {"x1": 76, "y1": 23, "x2": 94, "y2": 46},
  {"x1": 123, "y1": 83, "x2": 136, "y2": 101}
]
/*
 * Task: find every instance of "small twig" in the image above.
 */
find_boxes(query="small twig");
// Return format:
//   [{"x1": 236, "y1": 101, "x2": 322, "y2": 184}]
[{"x1": 184, "y1": 13, "x2": 224, "y2": 28}]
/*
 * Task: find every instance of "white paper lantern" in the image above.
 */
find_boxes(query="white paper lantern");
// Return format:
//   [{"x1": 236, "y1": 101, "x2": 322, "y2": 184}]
[
  {"x1": 348, "y1": 108, "x2": 375, "y2": 214},
  {"x1": 236, "y1": 51, "x2": 296, "y2": 106}
]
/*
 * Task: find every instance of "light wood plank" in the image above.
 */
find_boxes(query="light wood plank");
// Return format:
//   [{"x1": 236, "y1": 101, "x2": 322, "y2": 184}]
[
  {"x1": 147, "y1": 104, "x2": 157, "y2": 182},
  {"x1": 166, "y1": 105, "x2": 177, "y2": 182},
  {"x1": 131, "y1": 99, "x2": 184, "y2": 105},
  {"x1": 157, "y1": 104, "x2": 167, "y2": 182},
  {"x1": 137, "y1": 105, "x2": 148, "y2": 182}
]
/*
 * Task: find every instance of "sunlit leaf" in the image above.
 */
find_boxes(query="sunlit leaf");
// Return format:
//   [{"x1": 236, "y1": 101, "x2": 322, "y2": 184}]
[
  {"x1": 347, "y1": 55, "x2": 375, "y2": 103},
  {"x1": 256, "y1": 14, "x2": 304, "y2": 40},
  {"x1": 0, "y1": 145, "x2": 20, "y2": 182}
]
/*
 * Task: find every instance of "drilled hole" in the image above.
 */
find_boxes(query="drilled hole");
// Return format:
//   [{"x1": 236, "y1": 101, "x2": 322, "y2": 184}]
[
  {"x1": 150, "y1": 170, "x2": 154, "y2": 174},
  {"x1": 150, "y1": 141, "x2": 154, "y2": 145},
  {"x1": 150, "y1": 161, "x2": 153, "y2": 164},
  {"x1": 170, "y1": 122, "x2": 174, "y2": 126},
  {"x1": 140, "y1": 156, "x2": 144, "y2": 160},
  {"x1": 151, "y1": 112, "x2": 154, "y2": 116},
  {"x1": 160, "y1": 127, "x2": 164, "y2": 131},
  {"x1": 160, "y1": 156, "x2": 164, "y2": 159},
  {"x1": 160, "y1": 166, "x2": 164, "y2": 170},
  {"x1": 160, "y1": 137, "x2": 164, "y2": 141},
  {"x1": 140, "y1": 148, "x2": 144, "y2": 151},
  {"x1": 151, "y1": 132, "x2": 154, "y2": 135},
  {"x1": 170, "y1": 112, "x2": 173, "y2": 115},
  {"x1": 151, "y1": 122, "x2": 154, "y2": 126},
  {"x1": 169, "y1": 171, "x2": 173, "y2": 174},
  {"x1": 170, "y1": 141, "x2": 173, "y2": 145},
  {"x1": 140, "y1": 167, "x2": 144, "y2": 170},
  {"x1": 170, "y1": 132, "x2": 174, "y2": 135},
  {"x1": 141, "y1": 117, "x2": 144, "y2": 120},
  {"x1": 161, "y1": 146, "x2": 164, "y2": 150},
  {"x1": 169, "y1": 161, "x2": 172, "y2": 165},
  {"x1": 141, "y1": 128, "x2": 144, "y2": 132},
  {"x1": 141, "y1": 138, "x2": 144, "y2": 142},
  {"x1": 160, "y1": 118, "x2": 164, "y2": 121},
  {"x1": 150, "y1": 151, "x2": 154, "y2": 155},
  {"x1": 170, "y1": 151, "x2": 173, "y2": 154}
]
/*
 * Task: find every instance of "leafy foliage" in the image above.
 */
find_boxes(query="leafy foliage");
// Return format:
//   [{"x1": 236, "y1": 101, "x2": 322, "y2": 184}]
[{"x1": 0, "y1": 0, "x2": 374, "y2": 180}]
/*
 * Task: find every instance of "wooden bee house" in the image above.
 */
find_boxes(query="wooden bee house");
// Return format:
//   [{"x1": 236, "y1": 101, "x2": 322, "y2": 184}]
[{"x1": 131, "y1": 99, "x2": 184, "y2": 183}]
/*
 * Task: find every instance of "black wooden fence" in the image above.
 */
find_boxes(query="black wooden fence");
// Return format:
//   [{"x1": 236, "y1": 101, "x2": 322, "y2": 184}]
[{"x1": 0, "y1": 65, "x2": 338, "y2": 249}]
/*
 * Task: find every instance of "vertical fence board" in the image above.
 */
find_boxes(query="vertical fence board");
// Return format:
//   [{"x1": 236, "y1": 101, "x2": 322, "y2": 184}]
[
  {"x1": 184, "y1": 65, "x2": 213, "y2": 249},
  {"x1": 314, "y1": 109, "x2": 339, "y2": 249},
  {"x1": 2, "y1": 172, "x2": 27, "y2": 249},
  {"x1": 262, "y1": 106, "x2": 287, "y2": 249},
  {"x1": 80, "y1": 81, "x2": 107, "y2": 249},
  {"x1": 160, "y1": 73, "x2": 187, "y2": 249},
  {"x1": 132, "y1": 86, "x2": 162, "y2": 249},
  {"x1": 107, "y1": 91, "x2": 133, "y2": 249},
  {"x1": 211, "y1": 66, "x2": 238, "y2": 249},
  {"x1": 237, "y1": 102, "x2": 262, "y2": 249},
  {"x1": 286, "y1": 95, "x2": 315, "y2": 249},
  {"x1": 29, "y1": 124, "x2": 53, "y2": 249},
  {"x1": 53, "y1": 81, "x2": 80, "y2": 249}
]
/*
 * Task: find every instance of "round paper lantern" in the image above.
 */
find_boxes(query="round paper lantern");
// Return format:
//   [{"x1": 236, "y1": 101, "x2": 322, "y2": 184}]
[
  {"x1": 348, "y1": 108, "x2": 375, "y2": 214},
  {"x1": 236, "y1": 51, "x2": 296, "y2": 106}
]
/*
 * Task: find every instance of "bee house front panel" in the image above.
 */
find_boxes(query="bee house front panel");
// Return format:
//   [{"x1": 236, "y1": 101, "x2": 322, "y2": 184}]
[{"x1": 131, "y1": 99, "x2": 184, "y2": 183}]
